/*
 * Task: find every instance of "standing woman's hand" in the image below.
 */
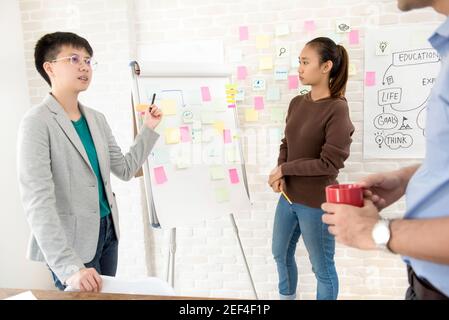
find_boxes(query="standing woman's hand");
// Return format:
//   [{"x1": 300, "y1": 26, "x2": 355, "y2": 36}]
[{"x1": 144, "y1": 104, "x2": 163, "y2": 129}]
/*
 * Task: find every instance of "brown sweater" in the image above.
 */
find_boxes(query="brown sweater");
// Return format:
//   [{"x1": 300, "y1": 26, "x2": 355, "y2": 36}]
[{"x1": 278, "y1": 93, "x2": 354, "y2": 208}]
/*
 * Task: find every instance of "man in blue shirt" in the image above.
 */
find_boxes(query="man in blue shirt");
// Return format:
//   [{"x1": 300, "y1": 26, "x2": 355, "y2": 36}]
[{"x1": 321, "y1": 0, "x2": 449, "y2": 300}]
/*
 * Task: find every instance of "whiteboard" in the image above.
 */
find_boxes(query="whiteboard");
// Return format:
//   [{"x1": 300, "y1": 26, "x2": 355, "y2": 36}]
[
  {"x1": 131, "y1": 62, "x2": 251, "y2": 229},
  {"x1": 363, "y1": 26, "x2": 441, "y2": 159}
]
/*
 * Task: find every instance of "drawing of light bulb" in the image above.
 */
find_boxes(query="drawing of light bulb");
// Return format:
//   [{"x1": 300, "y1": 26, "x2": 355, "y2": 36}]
[
  {"x1": 379, "y1": 41, "x2": 388, "y2": 53},
  {"x1": 375, "y1": 132, "x2": 384, "y2": 148}
]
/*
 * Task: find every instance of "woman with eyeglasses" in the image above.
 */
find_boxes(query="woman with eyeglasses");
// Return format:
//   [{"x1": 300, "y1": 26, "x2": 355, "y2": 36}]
[{"x1": 17, "y1": 32, "x2": 163, "y2": 292}]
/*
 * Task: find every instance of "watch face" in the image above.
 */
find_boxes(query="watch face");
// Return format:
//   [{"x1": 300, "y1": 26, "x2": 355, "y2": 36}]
[{"x1": 373, "y1": 222, "x2": 390, "y2": 244}]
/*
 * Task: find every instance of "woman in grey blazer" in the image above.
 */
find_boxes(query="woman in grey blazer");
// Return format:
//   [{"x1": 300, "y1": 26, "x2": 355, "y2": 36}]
[{"x1": 17, "y1": 32, "x2": 163, "y2": 292}]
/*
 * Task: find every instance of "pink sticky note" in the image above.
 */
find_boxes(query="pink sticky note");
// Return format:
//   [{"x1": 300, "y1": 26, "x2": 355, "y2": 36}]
[
  {"x1": 365, "y1": 71, "x2": 376, "y2": 86},
  {"x1": 254, "y1": 96, "x2": 264, "y2": 110},
  {"x1": 180, "y1": 126, "x2": 191, "y2": 143},
  {"x1": 229, "y1": 168, "x2": 240, "y2": 184},
  {"x1": 223, "y1": 129, "x2": 232, "y2": 144},
  {"x1": 228, "y1": 104, "x2": 236, "y2": 109},
  {"x1": 237, "y1": 66, "x2": 247, "y2": 80},
  {"x1": 288, "y1": 75, "x2": 299, "y2": 90},
  {"x1": 304, "y1": 20, "x2": 316, "y2": 33},
  {"x1": 201, "y1": 86, "x2": 211, "y2": 101},
  {"x1": 239, "y1": 26, "x2": 249, "y2": 41},
  {"x1": 154, "y1": 166, "x2": 167, "y2": 185},
  {"x1": 349, "y1": 30, "x2": 359, "y2": 45}
]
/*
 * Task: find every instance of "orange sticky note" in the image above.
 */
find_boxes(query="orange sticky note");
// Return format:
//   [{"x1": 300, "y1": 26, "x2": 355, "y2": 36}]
[{"x1": 135, "y1": 103, "x2": 150, "y2": 112}]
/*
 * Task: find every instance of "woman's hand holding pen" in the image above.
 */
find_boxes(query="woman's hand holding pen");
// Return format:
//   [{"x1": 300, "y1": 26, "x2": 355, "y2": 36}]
[
  {"x1": 271, "y1": 178, "x2": 285, "y2": 193},
  {"x1": 144, "y1": 104, "x2": 163, "y2": 129},
  {"x1": 268, "y1": 166, "x2": 283, "y2": 186}
]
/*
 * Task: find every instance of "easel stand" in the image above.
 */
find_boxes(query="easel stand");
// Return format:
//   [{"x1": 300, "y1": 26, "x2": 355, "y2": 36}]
[{"x1": 166, "y1": 214, "x2": 259, "y2": 299}]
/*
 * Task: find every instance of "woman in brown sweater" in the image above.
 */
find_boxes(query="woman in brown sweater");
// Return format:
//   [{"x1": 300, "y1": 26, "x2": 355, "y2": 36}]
[{"x1": 268, "y1": 37, "x2": 354, "y2": 300}]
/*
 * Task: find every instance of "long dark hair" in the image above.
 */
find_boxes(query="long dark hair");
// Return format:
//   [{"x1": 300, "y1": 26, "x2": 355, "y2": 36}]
[{"x1": 306, "y1": 37, "x2": 349, "y2": 98}]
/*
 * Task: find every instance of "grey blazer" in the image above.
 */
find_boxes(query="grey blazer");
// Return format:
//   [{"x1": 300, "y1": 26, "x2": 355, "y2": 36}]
[{"x1": 17, "y1": 94, "x2": 159, "y2": 283}]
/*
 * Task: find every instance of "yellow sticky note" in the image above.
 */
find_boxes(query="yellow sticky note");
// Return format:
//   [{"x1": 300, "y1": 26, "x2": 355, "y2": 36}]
[
  {"x1": 213, "y1": 121, "x2": 225, "y2": 133},
  {"x1": 135, "y1": 103, "x2": 149, "y2": 112},
  {"x1": 349, "y1": 63, "x2": 357, "y2": 76},
  {"x1": 245, "y1": 108, "x2": 259, "y2": 122},
  {"x1": 165, "y1": 128, "x2": 180, "y2": 144},
  {"x1": 210, "y1": 166, "x2": 225, "y2": 180},
  {"x1": 259, "y1": 56, "x2": 273, "y2": 70},
  {"x1": 160, "y1": 99, "x2": 177, "y2": 115},
  {"x1": 226, "y1": 84, "x2": 238, "y2": 92},
  {"x1": 256, "y1": 35, "x2": 270, "y2": 49}
]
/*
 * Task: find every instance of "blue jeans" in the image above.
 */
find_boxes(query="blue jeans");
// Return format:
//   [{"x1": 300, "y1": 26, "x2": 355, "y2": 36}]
[
  {"x1": 272, "y1": 196, "x2": 338, "y2": 300},
  {"x1": 50, "y1": 214, "x2": 118, "y2": 291}
]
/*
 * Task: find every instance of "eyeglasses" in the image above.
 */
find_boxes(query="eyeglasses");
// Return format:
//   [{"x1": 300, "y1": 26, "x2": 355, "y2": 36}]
[{"x1": 51, "y1": 54, "x2": 98, "y2": 70}]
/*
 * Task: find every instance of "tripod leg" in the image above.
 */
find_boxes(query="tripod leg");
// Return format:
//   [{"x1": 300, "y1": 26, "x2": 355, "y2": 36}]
[{"x1": 229, "y1": 214, "x2": 259, "y2": 299}]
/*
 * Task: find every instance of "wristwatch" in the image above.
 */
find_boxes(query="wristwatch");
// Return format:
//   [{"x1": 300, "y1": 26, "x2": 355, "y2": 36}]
[{"x1": 371, "y1": 218, "x2": 392, "y2": 252}]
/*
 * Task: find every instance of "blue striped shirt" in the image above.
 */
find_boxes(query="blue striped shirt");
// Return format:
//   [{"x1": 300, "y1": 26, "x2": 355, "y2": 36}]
[{"x1": 404, "y1": 16, "x2": 449, "y2": 296}]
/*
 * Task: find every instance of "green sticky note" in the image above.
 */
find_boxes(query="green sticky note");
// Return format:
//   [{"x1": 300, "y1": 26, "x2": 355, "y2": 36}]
[
  {"x1": 268, "y1": 128, "x2": 282, "y2": 144},
  {"x1": 267, "y1": 87, "x2": 281, "y2": 101},
  {"x1": 151, "y1": 148, "x2": 170, "y2": 165},
  {"x1": 209, "y1": 166, "x2": 225, "y2": 180},
  {"x1": 270, "y1": 108, "x2": 285, "y2": 122},
  {"x1": 215, "y1": 187, "x2": 230, "y2": 203}
]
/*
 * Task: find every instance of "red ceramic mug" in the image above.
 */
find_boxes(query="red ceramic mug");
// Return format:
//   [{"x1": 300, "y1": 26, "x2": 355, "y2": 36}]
[{"x1": 325, "y1": 184, "x2": 364, "y2": 207}]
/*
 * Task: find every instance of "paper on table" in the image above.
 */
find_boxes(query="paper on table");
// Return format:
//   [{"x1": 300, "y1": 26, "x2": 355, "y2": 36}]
[
  {"x1": 4, "y1": 291, "x2": 37, "y2": 300},
  {"x1": 65, "y1": 275, "x2": 176, "y2": 296}
]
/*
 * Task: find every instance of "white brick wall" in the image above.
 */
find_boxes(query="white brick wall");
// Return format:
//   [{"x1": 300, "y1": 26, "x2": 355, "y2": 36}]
[{"x1": 18, "y1": 0, "x2": 445, "y2": 300}]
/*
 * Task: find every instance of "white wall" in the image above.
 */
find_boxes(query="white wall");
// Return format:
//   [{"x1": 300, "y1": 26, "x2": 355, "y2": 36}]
[
  {"x1": 12, "y1": 0, "x2": 446, "y2": 299},
  {"x1": 0, "y1": 0, "x2": 53, "y2": 289}
]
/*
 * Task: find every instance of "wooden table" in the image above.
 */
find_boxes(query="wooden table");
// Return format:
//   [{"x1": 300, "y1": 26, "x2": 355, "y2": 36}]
[{"x1": 0, "y1": 288, "x2": 219, "y2": 300}]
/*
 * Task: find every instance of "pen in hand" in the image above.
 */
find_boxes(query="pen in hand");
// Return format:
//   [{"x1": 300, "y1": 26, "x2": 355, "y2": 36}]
[{"x1": 149, "y1": 93, "x2": 156, "y2": 112}]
